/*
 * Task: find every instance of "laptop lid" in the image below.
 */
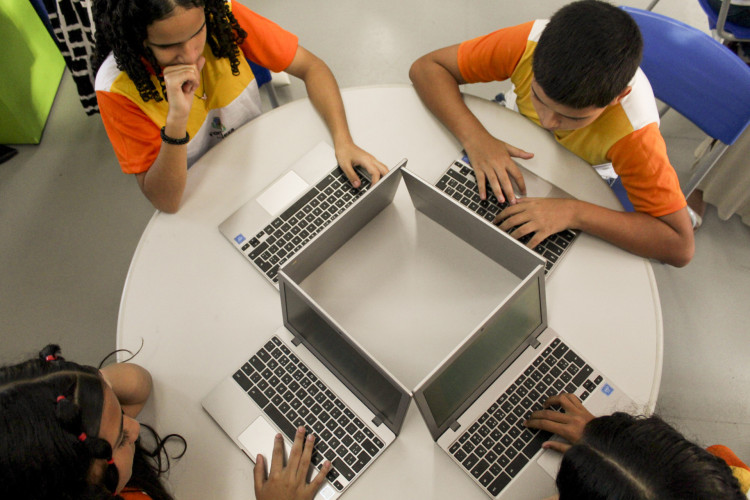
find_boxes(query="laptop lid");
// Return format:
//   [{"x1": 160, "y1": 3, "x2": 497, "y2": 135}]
[
  {"x1": 401, "y1": 167, "x2": 544, "y2": 280},
  {"x1": 276, "y1": 162, "x2": 411, "y2": 435},
  {"x1": 277, "y1": 270, "x2": 411, "y2": 435},
  {"x1": 280, "y1": 160, "x2": 405, "y2": 284},
  {"x1": 413, "y1": 270, "x2": 547, "y2": 441}
]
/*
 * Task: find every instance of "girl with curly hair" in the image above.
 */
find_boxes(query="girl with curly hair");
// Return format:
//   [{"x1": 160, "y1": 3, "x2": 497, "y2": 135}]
[
  {"x1": 93, "y1": 0, "x2": 387, "y2": 213},
  {"x1": 0, "y1": 345, "x2": 327, "y2": 500}
]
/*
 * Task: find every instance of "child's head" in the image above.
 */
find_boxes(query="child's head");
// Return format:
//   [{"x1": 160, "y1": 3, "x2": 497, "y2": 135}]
[
  {"x1": 532, "y1": 0, "x2": 642, "y2": 111},
  {"x1": 92, "y1": 0, "x2": 247, "y2": 102},
  {"x1": 556, "y1": 412, "x2": 745, "y2": 499},
  {"x1": 0, "y1": 345, "x2": 140, "y2": 499}
]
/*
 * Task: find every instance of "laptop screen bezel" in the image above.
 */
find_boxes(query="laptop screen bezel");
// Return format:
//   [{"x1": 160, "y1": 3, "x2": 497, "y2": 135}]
[{"x1": 412, "y1": 269, "x2": 547, "y2": 441}]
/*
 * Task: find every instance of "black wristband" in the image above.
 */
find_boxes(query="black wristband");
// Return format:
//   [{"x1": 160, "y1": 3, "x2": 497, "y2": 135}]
[{"x1": 160, "y1": 126, "x2": 190, "y2": 145}]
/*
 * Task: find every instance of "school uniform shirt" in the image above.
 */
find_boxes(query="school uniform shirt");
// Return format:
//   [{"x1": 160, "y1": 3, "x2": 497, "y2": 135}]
[
  {"x1": 95, "y1": 1, "x2": 298, "y2": 175},
  {"x1": 119, "y1": 488, "x2": 151, "y2": 500},
  {"x1": 457, "y1": 20, "x2": 686, "y2": 217}
]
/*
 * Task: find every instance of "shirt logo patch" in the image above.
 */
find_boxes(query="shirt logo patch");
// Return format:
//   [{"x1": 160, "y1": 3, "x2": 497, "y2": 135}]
[{"x1": 211, "y1": 117, "x2": 226, "y2": 133}]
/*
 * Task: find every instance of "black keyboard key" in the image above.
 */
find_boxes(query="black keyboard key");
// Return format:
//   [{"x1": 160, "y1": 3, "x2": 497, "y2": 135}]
[
  {"x1": 248, "y1": 387, "x2": 269, "y2": 408},
  {"x1": 572, "y1": 365, "x2": 594, "y2": 386},
  {"x1": 233, "y1": 371, "x2": 252, "y2": 391},
  {"x1": 332, "y1": 458, "x2": 356, "y2": 481},
  {"x1": 471, "y1": 459, "x2": 490, "y2": 478},
  {"x1": 352, "y1": 451, "x2": 371, "y2": 473},
  {"x1": 504, "y1": 453, "x2": 530, "y2": 477},
  {"x1": 522, "y1": 430, "x2": 552, "y2": 459},
  {"x1": 462, "y1": 453, "x2": 479, "y2": 471},
  {"x1": 248, "y1": 241, "x2": 269, "y2": 260},
  {"x1": 488, "y1": 472, "x2": 512, "y2": 496},
  {"x1": 361, "y1": 438, "x2": 379, "y2": 457},
  {"x1": 279, "y1": 189, "x2": 318, "y2": 222},
  {"x1": 564, "y1": 350, "x2": 586, "y2": 368},
  {"x1": 479, "y1": 471, "x2": 495, "y2": 487}
]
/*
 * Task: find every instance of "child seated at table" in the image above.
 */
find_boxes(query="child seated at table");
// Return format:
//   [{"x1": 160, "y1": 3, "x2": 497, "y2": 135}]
[
  {"x1": 0, "y1": 345, "x2": 328, "y2": 500},
  {"x1": 525, "y1": 393, "x2": 748, "y2": 499},
  {"x1": 93, "y1": 0, "x2": 387, "y2": 213},
  {"x1": 409, "y1": 0, "x2": 694, "y2": 267}
]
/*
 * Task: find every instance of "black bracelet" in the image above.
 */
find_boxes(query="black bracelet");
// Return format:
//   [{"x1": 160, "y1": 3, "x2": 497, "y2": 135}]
[{"x1": 160, "y1": 126, "x2": 190, "y2": 145}]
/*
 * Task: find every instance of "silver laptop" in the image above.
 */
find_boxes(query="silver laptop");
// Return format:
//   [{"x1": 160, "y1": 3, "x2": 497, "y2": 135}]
[
  {"x1": 433, "y1": 153, "x2": 580, "y2": 276},
  {"x1": 219, "y1": 142, "x2": 392, "y2": 288},
  {"x1": 406, "y1": 167, "x2": 638, "y2": 499},
  {"x1": 203, "y1": 161, "x2": 410, "y2": 500}
]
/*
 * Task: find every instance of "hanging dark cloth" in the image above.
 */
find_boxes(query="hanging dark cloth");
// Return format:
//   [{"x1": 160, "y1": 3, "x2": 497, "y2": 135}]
[{"x1": 42, "y1": 0, "x2": 98, "y2": 115}]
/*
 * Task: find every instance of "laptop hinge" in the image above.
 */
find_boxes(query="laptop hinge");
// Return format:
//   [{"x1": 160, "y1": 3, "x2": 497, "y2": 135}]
[
  {"x1": 530, "y1": 335, "x2": 542, "y2": 349},
  {"x1": 371, "y1": 414, "x2": 384, "y2": 427},
  {"x1": 449, "y1": 421, "x2": 461, "y2": 432},
  {"x1": 291, "y1": 337, "x2": 302, "y2": 347}
]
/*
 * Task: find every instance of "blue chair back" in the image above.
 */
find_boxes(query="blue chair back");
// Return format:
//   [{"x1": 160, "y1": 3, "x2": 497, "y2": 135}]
[
  {"x1": 696, "y1": 0, "x2": 750, "y2": 40},
  {"x1": 622, "y1": 6, "x2": 750, "y2": 145},
  {"x1": 247, "y1": 59, "x2": 272, "y2": 88}
]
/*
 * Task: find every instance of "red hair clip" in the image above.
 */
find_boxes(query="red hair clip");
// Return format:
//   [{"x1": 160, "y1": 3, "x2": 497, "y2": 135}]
[
  {"x1": 107, "y1": 458, "x2": 115, "y2": 465},
  {"x1": 45, "y1": 355, "x2": 57, "y2": 362},
  {"x1": 78, "y1": 432, "x2": 87, "y2": 442},
  {"x1": 56, "y1": 395, "x2": 66, "y2": 402}
]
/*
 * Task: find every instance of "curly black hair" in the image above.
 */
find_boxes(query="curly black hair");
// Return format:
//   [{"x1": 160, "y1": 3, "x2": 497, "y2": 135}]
[{"x1": 92, "y1": 0, "x2": 248, "y2": 102}]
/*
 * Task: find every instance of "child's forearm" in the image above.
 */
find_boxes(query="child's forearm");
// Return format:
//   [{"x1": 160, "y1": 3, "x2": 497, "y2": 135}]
[{"x1": 101, "y1": 363, "x2": 153, "y2": 418}]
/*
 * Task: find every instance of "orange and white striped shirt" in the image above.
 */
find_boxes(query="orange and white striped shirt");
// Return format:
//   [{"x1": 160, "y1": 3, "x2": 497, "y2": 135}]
[
  {"x1": 95, "y1": 1, "x2": 298, "y2": 175},
  {"x1": 458, "y1": 20, "x2": 685, "y2": 217}
]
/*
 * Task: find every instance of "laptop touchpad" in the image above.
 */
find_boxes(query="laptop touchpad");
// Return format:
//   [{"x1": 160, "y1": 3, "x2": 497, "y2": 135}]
[
  {"x1": 256, "y1": 171, "x2": 309, "y2": 217},
  {"x1": 237, "y1": 417, "x2": 336, "y2": 499},
  {"x1": 536, "y1": 440, "x2": 564, "y2": 479}
]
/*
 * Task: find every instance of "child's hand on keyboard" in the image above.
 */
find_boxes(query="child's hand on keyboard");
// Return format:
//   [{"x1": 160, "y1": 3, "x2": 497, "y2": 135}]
[
  {"x1": 493, "y1": 197, "x2": 577, "y2": 249},
  {"x1": 523, "y1": 393, "x2": 595, "y2": 454},
  {"x1": 254, "y1": 427, "x2": 332, "y2": 500},
  {"x1": 335, "y1": 142, "x2": 389, "y2": 188}
]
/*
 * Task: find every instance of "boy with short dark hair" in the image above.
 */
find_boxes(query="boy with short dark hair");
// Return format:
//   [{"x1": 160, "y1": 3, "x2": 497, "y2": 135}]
[{"x1": 409, "y1": 0, "x2": 694, "y2": 267}]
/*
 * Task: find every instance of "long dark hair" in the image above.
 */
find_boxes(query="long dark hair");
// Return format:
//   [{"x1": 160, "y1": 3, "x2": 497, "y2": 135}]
[
  {"x1": 92, "y1": 0, "x2": 248, "y2": 102},
  {"x1": 0, "y1": 345, "x2": 184, "y2": 500},
  {"x1": 556, "y1": 412, "x2": 745, "y2": 499}
]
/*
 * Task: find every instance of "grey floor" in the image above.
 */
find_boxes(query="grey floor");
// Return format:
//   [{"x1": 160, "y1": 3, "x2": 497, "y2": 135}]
[{"x1": 2, "y1": 0, "x2": 749, "y2": 466}]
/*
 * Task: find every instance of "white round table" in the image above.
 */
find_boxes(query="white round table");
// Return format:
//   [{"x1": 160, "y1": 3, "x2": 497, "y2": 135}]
[{"x1": 118, "y1": 85, "x2": 662, "y2": 500}]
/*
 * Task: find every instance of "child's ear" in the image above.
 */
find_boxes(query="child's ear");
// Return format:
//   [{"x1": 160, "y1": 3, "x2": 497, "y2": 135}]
[{"x1": 611, "y1": 86, "x2": 633, "y2": 105}]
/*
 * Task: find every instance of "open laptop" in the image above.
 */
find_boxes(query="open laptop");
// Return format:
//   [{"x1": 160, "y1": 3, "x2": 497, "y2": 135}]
[
  {"x1": 219, "y1": 142, "x2": 389, "y2": 288},
  {"x1": 406, "y1": 165, "x2": 638, "y2": 498},
  {"x1": 433, "y1": 153, "x2": 580, "y2": 276},
  {"x1": 203, "y1": 161, "x2": 410, "y2": 500}
]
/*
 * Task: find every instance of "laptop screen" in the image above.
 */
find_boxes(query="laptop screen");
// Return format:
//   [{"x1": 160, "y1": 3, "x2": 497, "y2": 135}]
[
  {"x1": 421, "y1": 277, "x2": 543, "y2": 431},
  {"x1": 283, "y1": 282, "x2": 406, "y2": 433}
]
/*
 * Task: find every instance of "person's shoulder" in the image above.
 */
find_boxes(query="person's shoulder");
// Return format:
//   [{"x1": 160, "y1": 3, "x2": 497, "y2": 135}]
[
  {"x1": 528, "y1": 19, "x2": 549, "y2": 43},
  {"x1": 95, "y1": 53, "x2": 122, "y2": 92},
  {"x1": 118, "y1": 488, "x2": 152, "y2": 500},
  {"x1": 617, "y1": 69, "x2": 660, "y2": 133}
]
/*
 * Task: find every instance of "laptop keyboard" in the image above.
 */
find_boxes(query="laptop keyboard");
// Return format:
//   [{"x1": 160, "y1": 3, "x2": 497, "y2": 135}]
[
  {"x1": 232, "y1": 336, "x2": 385, "y2": 492},
  {"x1": 448, "y1": 338, "x2": 604, "y2": 497},
  {"x1": 240, "y1": 167, "x2": 371, "y2": 284},
  {"x1": 436, "y1": 161, "x2": 578, "y2": 275}
]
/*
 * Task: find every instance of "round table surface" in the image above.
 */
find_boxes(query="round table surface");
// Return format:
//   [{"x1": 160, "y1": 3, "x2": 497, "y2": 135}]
[{"x1": 118, "y1": 85, "x2": 662, "y2": 500}]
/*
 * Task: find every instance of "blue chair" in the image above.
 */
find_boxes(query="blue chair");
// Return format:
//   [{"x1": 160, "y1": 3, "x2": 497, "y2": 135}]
[
  {"x1": 697, "y1": 0, "x2": 750, "y2": 43},
  {"x1": 621, "y1": 6, "x2": 750, "y2": 196},
  {"x1": 247, "y1": 59, "x2": 281, "y2": 108}
]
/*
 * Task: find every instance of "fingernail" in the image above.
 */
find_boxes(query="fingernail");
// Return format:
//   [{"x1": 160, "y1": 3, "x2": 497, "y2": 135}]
[
  {"x1": 298, "y1": 426, "x2": 305, "y2": 433},
  {"x1": 307, "y1": 434, "x2": 315, "y2": 442}
]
